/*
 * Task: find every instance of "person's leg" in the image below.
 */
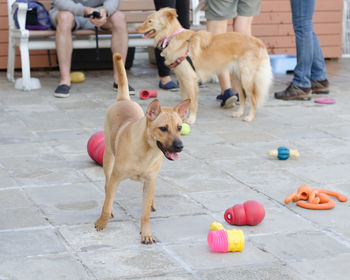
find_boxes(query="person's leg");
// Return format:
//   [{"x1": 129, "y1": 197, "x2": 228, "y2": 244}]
[
  {"x1": 205, "y1": 0, "x2": 239, "y2": 107},
  {"x1": 206, "y1": 20, "x2": 231, "y2": 93},
  {"x1": 309, "y1": 32, "x2": 329, "y2": 93},
  {"x1": 310, "y1": 32, "x2": 328, "y2": 82},
  {"x1": 105, "y1": 11, "x2": 128, "y2": 85},
  {"x1": 153, "y1": 0, "x2": 178, "y2": 89},
  {"x1": 55, "y1": 11, "x2": 75, "y2": 86},
  {"x1": 233, "y1": 16, "x2": 253, "y2": 35},
  {"x1": 176, "y1": 0, "x2": 190, "y2": 29},
  {"x1": 291, "y1": 0, "x2": 315, "y2": 88},
  {"x1": 274, "y1": 0, "x2": 315, "y2": 100}
]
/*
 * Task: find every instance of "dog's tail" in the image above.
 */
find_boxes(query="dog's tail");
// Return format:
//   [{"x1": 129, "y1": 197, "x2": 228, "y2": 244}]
[
  {"x1": 255, "y1": 54, "x2": 273, "y2": 107},
  {"x1": 113, "y1": 53, "x2": 130, "y2": 102}
]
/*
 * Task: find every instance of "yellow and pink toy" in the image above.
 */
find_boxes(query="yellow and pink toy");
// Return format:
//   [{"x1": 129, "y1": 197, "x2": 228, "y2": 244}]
[{"x1": 207, "y1": 222, "x2": 244, "y2": 253}]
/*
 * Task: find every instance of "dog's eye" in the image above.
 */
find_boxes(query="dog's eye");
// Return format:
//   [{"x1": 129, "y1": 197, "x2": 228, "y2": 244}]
[
  {"x1": 159, "y1": 126, "x2": 167, "y2": 132},
  {"x1": 177, "y1": 126, "x2": 182, "y2": 132},
  {"x1": 148, "y1": 20, "x2": 152, "y2": 23}
]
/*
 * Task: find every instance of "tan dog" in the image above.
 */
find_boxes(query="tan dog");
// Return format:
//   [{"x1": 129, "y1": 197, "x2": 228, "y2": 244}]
[
  {"x1": 95, "y1": 53, "x2": 190, "y2": 244},
  {"x1": 137, "y1": 8, "x2": 273, "y2": 123}
]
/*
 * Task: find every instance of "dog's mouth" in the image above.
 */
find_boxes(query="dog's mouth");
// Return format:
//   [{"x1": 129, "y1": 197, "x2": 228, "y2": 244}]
[
  {"x1": 143, "y1": 29, "x2": 156, "y2": 38},
  {"x1": 157, "y1": 141, "x2": 179, "y2": 161}
]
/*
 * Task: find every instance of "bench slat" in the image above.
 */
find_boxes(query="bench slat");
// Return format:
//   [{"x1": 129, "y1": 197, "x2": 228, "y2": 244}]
[{"x1": 119, "y1": 0, "x2": 155, "y2": 11}]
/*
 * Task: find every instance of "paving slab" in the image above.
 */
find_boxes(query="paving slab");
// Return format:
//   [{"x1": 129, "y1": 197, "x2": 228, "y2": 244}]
[
  {"x1": 0, "y1": 254, "x2": 93, "y2": 280},
  {"x1": 58, "y1": 221, "x2": 142, "y2": 252},
  {"x1": 0, "y1": 229, "x2": 67, "y2": 258},
  {"x1": 198, "y1": 263, "x2": 303, "y2": 280},
  {"x1": 289, "y1": 253, "x2": 350, "y2": 280},
  {"x1": 251, "y1": 230, "x2": 350, "y2": 262},
  {"x1": 79, "y1": 246, "x2": 186, "y2": 279}
]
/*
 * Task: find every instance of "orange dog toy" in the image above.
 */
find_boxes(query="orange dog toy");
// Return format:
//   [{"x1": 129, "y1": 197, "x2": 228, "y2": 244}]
[{"x1": 285, "y1": 185, "x2": 347, "y2": 210}]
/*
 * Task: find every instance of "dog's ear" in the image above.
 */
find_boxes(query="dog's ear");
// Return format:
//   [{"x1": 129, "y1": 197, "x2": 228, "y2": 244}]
[
  {"x1": 164, "y1": 8, "x2": 178, "y2": 20},
  {"x1": 146, "y1": 99, "x2": 161, "y2": 121},
  {"x1": 174, "y1": 99, "x2": 190, "y2": 119}
]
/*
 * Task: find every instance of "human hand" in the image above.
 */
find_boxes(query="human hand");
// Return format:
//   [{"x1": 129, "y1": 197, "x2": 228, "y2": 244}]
[
  {"x1": 84, "y1": 7, "x2": 99, "y2": 17},
  {"x1": 89, "y1": 8, "x2": 108, "y2": 27}
]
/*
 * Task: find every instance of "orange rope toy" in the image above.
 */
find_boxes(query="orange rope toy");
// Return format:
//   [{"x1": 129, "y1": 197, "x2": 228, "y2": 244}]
[{"x1": 285, "y1": 185, "x2": 348, "y2": 210}]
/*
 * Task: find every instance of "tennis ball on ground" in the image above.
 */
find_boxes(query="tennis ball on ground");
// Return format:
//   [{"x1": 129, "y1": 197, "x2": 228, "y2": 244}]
[
  {"x1": 181, "y1": 123, "x2": 190, "y2": 135},
  {"x1": 70, "y1": 72, "x2": 85, "y2": 83}
]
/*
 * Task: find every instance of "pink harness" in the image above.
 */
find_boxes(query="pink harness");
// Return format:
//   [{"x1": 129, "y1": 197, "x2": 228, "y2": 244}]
[
  {"x1": 156, "y1": 28, "x2": 196, "y2": 71},
  {"x1": 157, "y1": 28, "x2": 185, "y2": 50}
]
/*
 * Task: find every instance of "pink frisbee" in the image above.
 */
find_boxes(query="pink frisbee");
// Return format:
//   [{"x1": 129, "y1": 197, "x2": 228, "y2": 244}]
[{"x1": 314, "y1": 98, "x2": 336, "y2": 104}]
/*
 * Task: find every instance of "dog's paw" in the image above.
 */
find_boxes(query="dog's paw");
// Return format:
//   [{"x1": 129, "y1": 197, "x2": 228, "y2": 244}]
[
  {"x1": 95, "y1": 215, "x2": 109, "y2": 231},
  {"x1": 184, "y1": 115, "x2": 196, "y2": 124},
  {"x1": 243, "y1": 115, "x2": 254, "y2": 122},
  {"x1": 232, "y1": 111, "x2": 243, "y2": 118},
  {"x1": 141, "y1": 231, "x2": 156, "y2": 244}
]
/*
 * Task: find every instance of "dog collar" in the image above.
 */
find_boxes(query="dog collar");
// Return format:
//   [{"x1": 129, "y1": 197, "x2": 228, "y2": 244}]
[{"x1": 157, "y1": 28, "x2": 185, "y2": 50}]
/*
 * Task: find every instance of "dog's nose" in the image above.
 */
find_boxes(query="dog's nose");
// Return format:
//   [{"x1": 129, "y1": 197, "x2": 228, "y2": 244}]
[{"x1": 173, "y1": 139, "x2": 183, "y2": 152}]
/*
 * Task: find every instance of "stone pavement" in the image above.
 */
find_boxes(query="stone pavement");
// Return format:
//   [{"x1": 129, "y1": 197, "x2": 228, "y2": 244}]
[{"x1": 0, "y1": 54, "x2": 350, "y2": 280}]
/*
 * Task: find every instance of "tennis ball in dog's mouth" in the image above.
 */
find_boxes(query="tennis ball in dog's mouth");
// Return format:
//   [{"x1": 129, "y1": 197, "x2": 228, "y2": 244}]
[
  {"x1": 181, "y1": 123, "x2": 190, "y2": 135},
  {"x1": 70, "y1": 72, "x2": 85, "y2": 83}
]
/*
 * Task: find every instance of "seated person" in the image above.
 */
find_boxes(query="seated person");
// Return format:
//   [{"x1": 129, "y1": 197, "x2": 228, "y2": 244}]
[{"x1": 49, "y1": 0, "x2": 133, "y2": 97}]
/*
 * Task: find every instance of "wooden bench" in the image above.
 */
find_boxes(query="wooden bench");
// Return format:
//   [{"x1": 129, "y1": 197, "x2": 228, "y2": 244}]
[{"x1": 6, "y1": 0, "x2": 158, "y2": 91}]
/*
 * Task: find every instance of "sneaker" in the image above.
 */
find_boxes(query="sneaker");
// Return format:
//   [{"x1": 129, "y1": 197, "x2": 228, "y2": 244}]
[
  {"x1": 311, "y1": 79, "x2": 329, "y2": 94},
  {"x1": 198, "y1": 81, "x2": 206, "y2": 88},
  {"x1": 274, "y1": 83, "x2": 311, "y2": 100},
  {"x1": 217, "y1": 92, "x2": 239, "y2": 102},
  {"x1": 220, "y1": 88, "x2": 238, "y2": 108},
  {"x1": 54, "y1": 84, "x2": 71, "y2": 98},
  {"x1": 159, "y1": 80, "x2": 179, "y2": 91},
  {"x1": 113, "y1": 83, "x2": 135, "y2": 95}
]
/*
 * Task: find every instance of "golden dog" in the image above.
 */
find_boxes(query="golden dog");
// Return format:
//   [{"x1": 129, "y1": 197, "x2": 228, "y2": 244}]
[
  {"x1": 137, "y1": 8, "x2": 273, "y2": 123},
  {"x1": 95, "y1": 53, "x2": 190, "y2": 244}
]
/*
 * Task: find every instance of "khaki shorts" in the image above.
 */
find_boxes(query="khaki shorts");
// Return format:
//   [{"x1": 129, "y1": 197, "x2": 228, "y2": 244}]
[
  {"x1": 205, "y1": 0, "x2": 261, "y2": 20},
  {"x1": 49, "y1": 8, "x2": 96, "y2": 30}
]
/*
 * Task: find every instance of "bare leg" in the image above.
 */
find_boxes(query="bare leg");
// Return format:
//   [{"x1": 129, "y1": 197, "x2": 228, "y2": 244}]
[
  {"x1": 104, "y1": 11, "x2": 128, "y2": 84},
  {"x1": 233, "y1": 16, "x2": 253, "y2": 35},
  {"x1": 207, "y1": 20, "x2": 231, "y2": 93},
  {"x1": 55, "y1": 11, "x2": 75, "y2": 86},
  {"x1": 160, "y1": 76, "x2": 173, "y2": 85}
]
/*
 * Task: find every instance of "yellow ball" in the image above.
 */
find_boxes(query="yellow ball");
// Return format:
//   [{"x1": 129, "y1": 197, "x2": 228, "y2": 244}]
[
  {"x1": 181, "y1": 123, "x2": 190, "y2": 135},
  {"x1": 70, "y1": 72, "x2": 85, "y2": 83}
]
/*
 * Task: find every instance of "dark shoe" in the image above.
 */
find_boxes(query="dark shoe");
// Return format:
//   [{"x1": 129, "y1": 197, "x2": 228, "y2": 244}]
[
  {"x1": 217, "y1": 91, "x2": 239, "y2": 102},
  {"x1": 198, "y1": 81, "x2": 206, "y2": 88},
  {"x1": 220, "y1": 88, "x2": 238, "y2": 108},
  {"x1": 274, "y1": 83, "x2": 311, "y2": 100},
  {"x1": 54, "y1": 84, "x2": 70, "y2": 98},
  {"x1": 113, "y1": 83, "x2": 135, "y2": 95},
  {"x1": 159, "y1": 81, "x2": 179, "y2": 91},
  {"x1": 311, "y1": 79, "x2": 329, "y2": 94}
]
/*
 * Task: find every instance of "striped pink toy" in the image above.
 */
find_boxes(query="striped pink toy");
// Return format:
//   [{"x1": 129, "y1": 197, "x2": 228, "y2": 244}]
[{"x1": 207, "y1": 223, "x2": 244, "y2": 253}]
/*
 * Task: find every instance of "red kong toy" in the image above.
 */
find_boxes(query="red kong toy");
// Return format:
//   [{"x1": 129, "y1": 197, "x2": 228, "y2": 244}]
[
  {"x1": 139, "y1": 89, "x2": 158, "y2": 100},
  {"x1": 224, "y1": 200, "x2": 265, "y2": 226},
  {"x1": 87, "y1": 131, "x2": 105, "y2": 166}
]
